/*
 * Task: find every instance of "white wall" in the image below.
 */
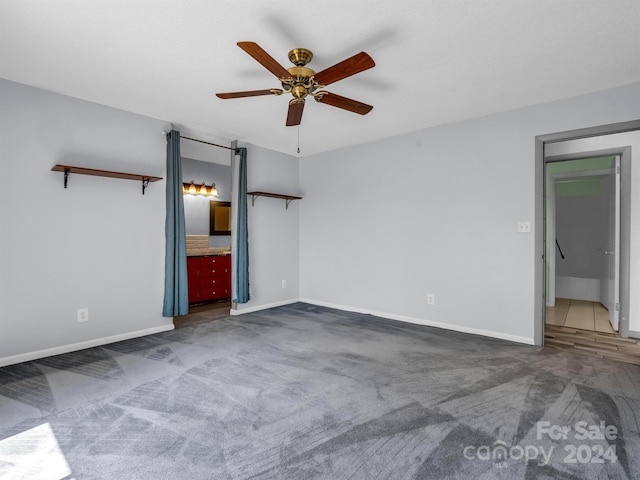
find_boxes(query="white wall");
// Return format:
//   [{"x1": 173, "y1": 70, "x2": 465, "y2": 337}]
[
  {"x1": 299, "y1": 82, "x2": 640, "y2": 344},
  {"x1": 555, "y1": 190, "x2": 608, "y2": 303},
  {"x1": 0, "y1": 79, "x2": 173, "y2": 365},
  {"x1": 231, "y1": 143, "x2": 301, "y2": 314},
  {"x1": 556, "y1": 194, "x2": 607, "y2": 279}
]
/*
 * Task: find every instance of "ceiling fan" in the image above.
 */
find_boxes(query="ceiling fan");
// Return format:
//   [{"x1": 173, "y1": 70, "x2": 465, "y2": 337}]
[{"x1": 216, "y1": 42, "x2": 375, "y2": 126}]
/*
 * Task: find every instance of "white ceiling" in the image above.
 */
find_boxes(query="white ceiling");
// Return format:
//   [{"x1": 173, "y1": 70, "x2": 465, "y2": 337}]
[{"x1": 1, "y1": 0, "x2": 639, "y2": 157}]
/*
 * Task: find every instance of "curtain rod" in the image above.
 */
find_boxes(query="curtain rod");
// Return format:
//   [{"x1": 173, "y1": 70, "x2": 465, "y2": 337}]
[
  {"x1": 163, "y1": 130, "x2": 238, "y2": 153},
  {"x1": 181, "y1": 135, "x2": 238, "y2": 152}
]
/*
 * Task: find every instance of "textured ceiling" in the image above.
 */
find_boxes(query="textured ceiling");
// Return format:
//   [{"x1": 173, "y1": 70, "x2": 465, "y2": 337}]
[{"x1": 1, "y1": 0, "x2": 639, "y2": 156}]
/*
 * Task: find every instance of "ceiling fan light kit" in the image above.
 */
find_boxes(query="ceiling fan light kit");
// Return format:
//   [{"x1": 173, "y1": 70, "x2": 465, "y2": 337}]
[{"x1": 216, "y1": 42, "x2": 375, "y2": 127}]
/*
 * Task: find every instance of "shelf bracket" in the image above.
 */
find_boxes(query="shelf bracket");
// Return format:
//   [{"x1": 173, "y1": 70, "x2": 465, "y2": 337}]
[
  {"x1": 142, "y1": 177, "x2": 150, "y2": 195},
  {"x1": 285, "y1": 198, "x2": 293, "y2": 210},
  {"x1": 250, "y1": 194, "x2": 257, "y2": 206},
  {"x1": 64, "y1": 168, "x2": 71, "y2": 188}
]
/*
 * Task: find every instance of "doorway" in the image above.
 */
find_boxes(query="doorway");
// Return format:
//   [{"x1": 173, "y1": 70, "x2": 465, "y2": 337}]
[
  {"x1": 545, "y1": 156, "x2": 619, "y2": 335},
  {"x1": 534, "y1": 121, "x2": 640, "y2": 346},
  {"x1": 179, "y1": 157, "x2": 233, "y2": 327}
]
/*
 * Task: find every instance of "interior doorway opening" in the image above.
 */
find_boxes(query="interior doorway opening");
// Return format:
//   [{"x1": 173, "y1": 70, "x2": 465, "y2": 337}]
[
  {"x1": 534, "y1": 121, "x2": 640, "y2": 347},
  {"x1": 178, "y1": 156, "x2": 233, "y2": 327},
  {"x1": 545, "y1": 156, "x2": 619, "y2": 335}
]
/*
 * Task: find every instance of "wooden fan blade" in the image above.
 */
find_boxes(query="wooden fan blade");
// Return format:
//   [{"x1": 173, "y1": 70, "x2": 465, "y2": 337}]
[
  {"x1": 315, "y1": 92, "x2": 373, "y2": 115},
  {"x1": 216, "y1": 89, "x2": 281, "y2": 99},
  {"x1": 313, "y1": 52, "x2": 375, "y2": 86},
  {"x1": 286, "y1": 100, "x2": 305, "y2": 126},
  {"x1": 237, "y1": 41, "x2": 292, "y2": 79}
]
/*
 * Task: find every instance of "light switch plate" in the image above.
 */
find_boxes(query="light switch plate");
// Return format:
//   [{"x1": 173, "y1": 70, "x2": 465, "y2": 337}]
[
  {"x1": 77, "y1": 308, "x2": 89, "y2": 323},
  {"x1": 517, "y1": 221, "x2": 531, "y2": 233}
]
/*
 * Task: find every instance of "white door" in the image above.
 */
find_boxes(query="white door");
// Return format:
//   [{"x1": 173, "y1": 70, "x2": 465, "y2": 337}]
[{"x1": 604, "y1": 156, "x2": 621, "y2": 330}]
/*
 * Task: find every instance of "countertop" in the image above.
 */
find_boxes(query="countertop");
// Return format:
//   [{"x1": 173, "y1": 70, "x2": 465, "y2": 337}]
[{"x1": 186, "y1": 248, "x2": 231, "y2": 257}]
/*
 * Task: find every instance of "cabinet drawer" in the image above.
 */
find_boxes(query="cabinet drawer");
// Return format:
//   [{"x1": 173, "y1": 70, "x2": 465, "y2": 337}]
[
  {"x1": 199, "y1": 276, "x2": 228, "y2": 288},
  {"x1": 200, "y1": 266, "x2": 229, "y2": 279},
  {"x1": 199, "y1": 255, "x2": 231, "y2": 268},
  {"x1": 200, "y1": 285, "x2": 230, "y2": 301}
]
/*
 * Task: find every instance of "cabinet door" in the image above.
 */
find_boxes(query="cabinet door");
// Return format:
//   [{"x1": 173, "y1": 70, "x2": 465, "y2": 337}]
[{"x1": 187, "y1": 257, "x2": 200, "y2": 304}]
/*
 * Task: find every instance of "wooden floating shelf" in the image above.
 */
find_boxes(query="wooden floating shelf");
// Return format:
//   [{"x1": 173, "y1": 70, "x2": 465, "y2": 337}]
[
  {"x1": 52, "y1": 164, "x2": 163, "y2": 195},
  {"x1": 247, "y1": 191, "x2": 302, "y2": 210}
]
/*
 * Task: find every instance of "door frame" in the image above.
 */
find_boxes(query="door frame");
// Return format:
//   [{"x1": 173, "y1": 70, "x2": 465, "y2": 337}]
[{"x1": 534, "y1": 120, "x2": 640, "y2": 346}]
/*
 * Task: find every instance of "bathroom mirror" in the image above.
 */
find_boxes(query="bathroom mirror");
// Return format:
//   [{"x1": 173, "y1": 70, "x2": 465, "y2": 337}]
[{"x1": 209, "y1": 200, "x2": 231, "y2": 235}]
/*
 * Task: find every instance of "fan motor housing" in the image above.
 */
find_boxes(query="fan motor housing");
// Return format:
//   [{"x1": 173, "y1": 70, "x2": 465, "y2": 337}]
[{"x1": 287, "y1": 66, "x2": 315, "y2": 81}]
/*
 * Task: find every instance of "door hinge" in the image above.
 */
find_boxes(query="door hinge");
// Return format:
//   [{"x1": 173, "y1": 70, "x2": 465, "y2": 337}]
[
  {"x1": 616, "y1": 165, "x2": 620, "y2": 174},
  {"x1": 616, "y1": 303, "x2": 620, "y2": 312}
]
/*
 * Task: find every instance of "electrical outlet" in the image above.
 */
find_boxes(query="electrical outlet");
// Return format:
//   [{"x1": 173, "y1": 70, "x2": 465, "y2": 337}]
[
  {"x1": 427, "y1": 294, "x2": 435, "y2": 306},
  {"x1": 282, "y1": 280, "x2": 287, "y2": 289},
  {"x1": 77, "y1": 308, "x2": 89, "y2": 323}
]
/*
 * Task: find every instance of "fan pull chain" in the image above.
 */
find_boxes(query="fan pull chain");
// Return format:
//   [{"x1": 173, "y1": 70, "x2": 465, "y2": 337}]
[{"x1": 297, "y1": 126, "x2": 300, "y2": 154}]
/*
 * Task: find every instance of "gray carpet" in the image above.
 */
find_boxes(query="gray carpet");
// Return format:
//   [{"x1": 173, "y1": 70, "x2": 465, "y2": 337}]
[{"x1": 1, "y1": 303, "x2": 639, "y2": 479}]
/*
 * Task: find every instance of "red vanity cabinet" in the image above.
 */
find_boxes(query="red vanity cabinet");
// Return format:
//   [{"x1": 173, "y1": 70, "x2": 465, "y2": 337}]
[{"x1": 186, "y1": 255, "x2": 231, "y2": 304}]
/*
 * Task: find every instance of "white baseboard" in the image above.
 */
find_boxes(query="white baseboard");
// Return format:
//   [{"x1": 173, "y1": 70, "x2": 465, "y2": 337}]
[
  {"x1": 230, "y1": 298, "x2": 300, "y2": 316},
  {"x1": 299, "y1": 298, "x2": 535, "y2": 345},
  {"x1": 0, "y1": 324, "x2": 175, "y2": 368}
]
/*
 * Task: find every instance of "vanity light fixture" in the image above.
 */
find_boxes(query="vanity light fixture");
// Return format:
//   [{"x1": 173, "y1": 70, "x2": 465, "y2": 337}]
[{"x1": 183, "y1": 180, "x2": 219, "y2": 197}]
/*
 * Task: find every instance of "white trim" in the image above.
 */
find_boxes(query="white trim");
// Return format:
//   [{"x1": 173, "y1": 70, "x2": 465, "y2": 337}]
[
  {"x1": 0, "y1": 324, "x2": 175, "y2": 368},
  {"x1": 230, "y1": 298, "x2": 300, "y2": 315},
  {"x1": 299, "y1": 298, "x2": 535, "y2": 345}
]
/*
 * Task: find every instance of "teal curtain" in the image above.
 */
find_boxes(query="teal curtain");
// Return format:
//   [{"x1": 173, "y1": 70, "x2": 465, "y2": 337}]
[
  {"x1": 162, "y1": 130, "x2": 189, "y2": 316},
  {"x1": 233, "y1": 147, "x2": 250, "y2": 303}
]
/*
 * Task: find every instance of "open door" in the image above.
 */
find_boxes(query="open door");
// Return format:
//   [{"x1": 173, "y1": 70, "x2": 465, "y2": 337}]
[{"x1": 601, "y1": 156, "x2": 620, "y2": 330}]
